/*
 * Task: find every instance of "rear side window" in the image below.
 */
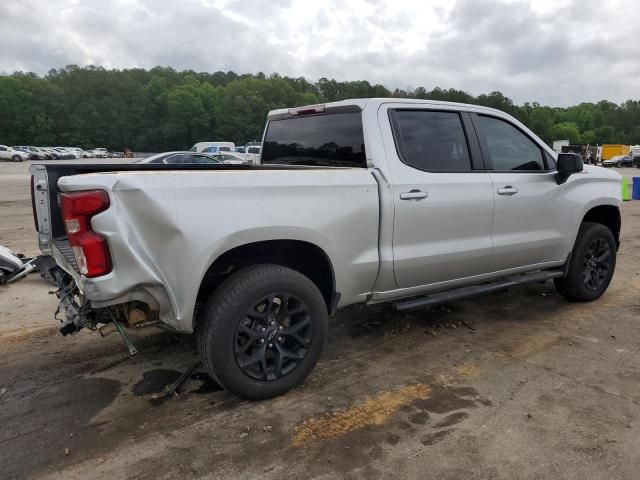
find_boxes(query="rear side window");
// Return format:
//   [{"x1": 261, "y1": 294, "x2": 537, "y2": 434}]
[
  {"x1": 474, "y1": 115, "x2": 545, "y2": 171},
  {"x1": 392, "y1": 111, "x2": 472, "y2": 171},
  {"x1": 261, "y1": 112, "x2": 366, "y2": 167}
]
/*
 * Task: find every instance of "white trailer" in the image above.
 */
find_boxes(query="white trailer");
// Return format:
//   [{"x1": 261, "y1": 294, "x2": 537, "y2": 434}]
[{"x1": 552, "y1": 139, "x2": 570, "y2": 154}]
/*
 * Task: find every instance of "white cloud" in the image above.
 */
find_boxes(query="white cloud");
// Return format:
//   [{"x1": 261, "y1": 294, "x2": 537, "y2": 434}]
[{"x1": 1, "y1": 0, "x2": 638, "y2": 105}]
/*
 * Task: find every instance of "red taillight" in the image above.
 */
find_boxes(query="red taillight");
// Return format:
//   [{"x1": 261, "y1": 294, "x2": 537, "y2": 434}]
[{"x1": 60, "y1": 190, "x2": 112, "y2": 277}]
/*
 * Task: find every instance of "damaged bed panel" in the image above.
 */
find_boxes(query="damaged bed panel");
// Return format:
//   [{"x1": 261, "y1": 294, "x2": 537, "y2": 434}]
[{"x1": 31, "y1": 164, "x2": 380, "y2": 333}]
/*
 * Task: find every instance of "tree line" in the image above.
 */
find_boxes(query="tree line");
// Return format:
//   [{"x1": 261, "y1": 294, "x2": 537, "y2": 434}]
[{"x1": 1, "y1": 65, "x2": 639, "y2": 151}]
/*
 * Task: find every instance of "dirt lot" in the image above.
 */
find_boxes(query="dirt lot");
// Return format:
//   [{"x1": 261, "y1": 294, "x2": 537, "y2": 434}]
[{"x1": 1, "y1": 168, "x2": 640, "y2": 480}]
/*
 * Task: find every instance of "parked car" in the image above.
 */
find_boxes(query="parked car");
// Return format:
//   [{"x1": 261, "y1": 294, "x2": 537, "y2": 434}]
[
  {"x1": 14, "y1": 146, "x2": 49, "y2": 159},
  {"x1": 209, "y1": 152, "x2": 250, "y2": 164},
  {"x1": 138, "y1": 151, "x2": 223, "y2": 164},
  {"x1": 619, "y1": 156, "x2": 634, "y2": 167},
  {"x1": 191, "y1": 142, "x2": 235, "y2": 153},
  {"x1": 244, "y1": 145, "x2": 262, "y2": 164},
  {"x1": 51, "y1": 148, "x2": 74, "y2": 159},
  {"x1": 633, "y1": 156, "x2": 640, "y2": 168},
  {"x1": 42, "y1": 147, "x2": 63, "y2": 160},
  {"x1": 83, "y1": 150, "x2": 96, "y2": 158},
  {"x1": 603, "y1": 155, "x2": 632, "y2": 167},
  {"x1": 94, "y1": 148, "x2": 108, "y2": 158},
  {"x1": 0, "y1": 145, "x2": 29, "y2": 162},
  {"x1": 35, "y1": 147, "x2": 53, "y2": 159},
  {"x1": 27, "y1": 98, "x2": 622, "y2": 400},
  {"x1": 68, "y1": 148, "x2": 85, "y2": 158},
  {"x1": 13, "y1": 147, "x2": 39, "y2": 160}
]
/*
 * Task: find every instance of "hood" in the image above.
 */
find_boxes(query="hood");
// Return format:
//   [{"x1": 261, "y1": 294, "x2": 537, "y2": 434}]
[{"x1": 583, "y1": 164, "x2": 622, "y2": 181}]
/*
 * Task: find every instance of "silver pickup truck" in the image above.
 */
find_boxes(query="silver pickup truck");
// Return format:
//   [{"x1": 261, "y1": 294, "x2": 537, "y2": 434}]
[{"x1": 26, "y1": 98, "x2": 622, "y2": 399}]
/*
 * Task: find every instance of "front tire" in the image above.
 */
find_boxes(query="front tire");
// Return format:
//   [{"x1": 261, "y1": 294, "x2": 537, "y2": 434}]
[
  {"x1": 554, "y1": 222, "x2": 616, "y2": 302},
  {"x1": 198, "y1": 264, "x2": 328, "y2": 400},
  {"x1": 11, "y1": 155, "x2": 22, "y2": 162}
]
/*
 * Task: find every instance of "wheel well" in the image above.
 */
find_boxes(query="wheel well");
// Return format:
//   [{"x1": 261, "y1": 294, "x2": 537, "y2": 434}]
[
  {"x1": 583, "y1": 205, "x2": 621, "y2": 247},
  {"x1": 195, "y1": 240, "x2": 335, "y2": 325}
]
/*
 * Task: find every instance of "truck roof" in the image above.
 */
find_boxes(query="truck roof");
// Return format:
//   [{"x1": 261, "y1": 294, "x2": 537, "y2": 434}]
[{"x1": 267, "y1": 98, "x2": 509, "y2": 120}]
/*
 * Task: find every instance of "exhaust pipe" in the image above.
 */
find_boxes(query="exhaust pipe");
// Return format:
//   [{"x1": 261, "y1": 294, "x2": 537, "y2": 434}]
[{"x1": 98, "y1": 323, "x2": 118, "y2": 337}]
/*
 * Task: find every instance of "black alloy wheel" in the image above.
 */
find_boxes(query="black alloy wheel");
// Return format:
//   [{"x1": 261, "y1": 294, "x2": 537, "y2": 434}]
[
  {"x1": 198, "y1": 264, "x2": 328, "y2": 400},
  {"x1": 554, "y1": 221, "x2": 616, "y2": 302},
  {"x1": 234, "y1": 293, "x2": 312, "y2": 381},
  {"x1": 582, "y1": 237, "x2": 611, "y2": 291}
]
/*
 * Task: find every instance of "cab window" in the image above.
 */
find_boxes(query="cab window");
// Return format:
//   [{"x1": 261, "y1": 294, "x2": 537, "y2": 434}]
[
  {"x1": 391, "y1": 110, "x2": 472, "y2": 172},
  {"x1": 474, "y1": 115, "x2": 545, "y2": 171}
]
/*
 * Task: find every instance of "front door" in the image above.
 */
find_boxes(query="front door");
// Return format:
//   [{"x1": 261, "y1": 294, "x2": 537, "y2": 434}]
[{"x1": 471, "y1": 113, "x2": 569, "y2": 270}]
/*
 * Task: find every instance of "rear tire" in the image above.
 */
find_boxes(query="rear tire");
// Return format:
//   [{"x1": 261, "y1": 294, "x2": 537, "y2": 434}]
[
  {"x1": 554, "y1": 222, "x2": 616, "y2": 302},
  {"x1": 198, "y1": 264, "x2": 328, "y2": 400},
  {"x1": 11, "y1": 155, "x2": 22, "y2": 162}
]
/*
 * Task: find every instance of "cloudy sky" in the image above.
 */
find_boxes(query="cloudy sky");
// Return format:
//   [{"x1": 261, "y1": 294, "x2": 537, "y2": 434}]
[{"x1": 1, "y1": 0, "x2": 638, "y2": 106}]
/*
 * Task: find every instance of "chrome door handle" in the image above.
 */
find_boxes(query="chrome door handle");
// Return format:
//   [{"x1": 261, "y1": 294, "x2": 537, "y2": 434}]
[
  {"x1": 497, "y1": 186, "x2": 518, "y2": 196},
  {"x1": 400, "y1": 190, "x2": 428, "y2": 200}
]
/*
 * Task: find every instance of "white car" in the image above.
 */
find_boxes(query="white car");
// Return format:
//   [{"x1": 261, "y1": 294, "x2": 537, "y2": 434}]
[
  {"x1": 83, "y1": 150, "x2": 96, "y2": 158},
  {"x1": 0, "y1": 145, "x2": 29, "y2": 162},
  {"x1": 209, "y1": 152, "x2": 250, "y2": 164},
  {"x1": 14, "y1": 146, "x2": 48, "y2": 159},
  {"x1": 94, "y1": 148, "x2": 108, "y2": 158},
  {"x1": 64, "y1": 147, "x2": 84, "y2": 159}
]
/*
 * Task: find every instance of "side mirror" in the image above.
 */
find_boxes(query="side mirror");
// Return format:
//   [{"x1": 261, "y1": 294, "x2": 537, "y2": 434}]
[{"x1": 556, "y1": 153, "x2": 583, "y2": 184}]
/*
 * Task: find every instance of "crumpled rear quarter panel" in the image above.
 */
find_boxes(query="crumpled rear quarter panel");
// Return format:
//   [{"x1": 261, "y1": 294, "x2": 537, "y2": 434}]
[{"x1": 58, "y1": 169, "x2": 380, "y2": 332}]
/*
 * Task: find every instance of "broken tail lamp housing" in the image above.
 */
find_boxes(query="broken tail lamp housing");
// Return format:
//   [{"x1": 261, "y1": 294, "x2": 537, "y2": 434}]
[{"x1": 60, "y1": 190, "x2": 112, "y2": 277}]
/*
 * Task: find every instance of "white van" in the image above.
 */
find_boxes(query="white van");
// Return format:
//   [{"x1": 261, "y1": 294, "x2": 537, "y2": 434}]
[
  {"x1": 190, "y1": 142, "x2": 235, "y2": 154},
  {"x1": 244, "y1": 145, "x2": 262, "y2": 164}
]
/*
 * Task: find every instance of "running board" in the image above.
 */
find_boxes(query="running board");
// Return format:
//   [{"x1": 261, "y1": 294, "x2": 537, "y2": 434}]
[{"x1": 393, "y1": 269, "x2": 564, "y2": 312}]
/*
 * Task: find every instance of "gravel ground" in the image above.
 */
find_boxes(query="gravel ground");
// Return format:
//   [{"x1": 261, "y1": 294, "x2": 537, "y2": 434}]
[{"x1": 1, "y1": 171, "x2": 640, "y2": 480}]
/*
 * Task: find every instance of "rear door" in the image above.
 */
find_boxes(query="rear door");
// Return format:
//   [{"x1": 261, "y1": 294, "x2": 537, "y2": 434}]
[
  {"x1": 380, "y1": 106, "x2": 495, "y2": 288},
  {"x1": 471, "y1": 113, "x2": 569, "y2": 270}
]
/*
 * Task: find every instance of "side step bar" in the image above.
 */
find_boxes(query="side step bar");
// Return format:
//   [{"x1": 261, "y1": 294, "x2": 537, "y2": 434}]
[{"x1": 393, "y1": 269, "x2": 564, "y2": 312}]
